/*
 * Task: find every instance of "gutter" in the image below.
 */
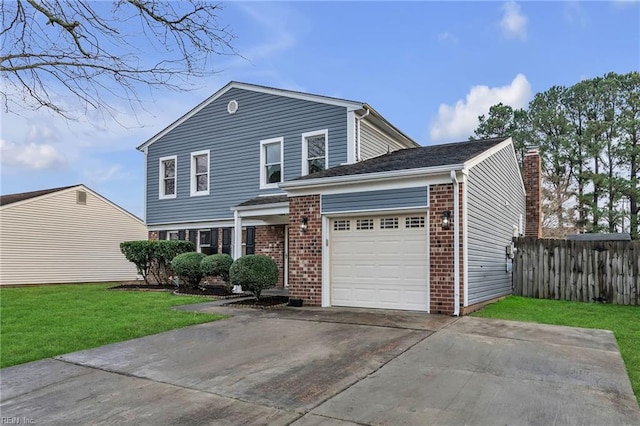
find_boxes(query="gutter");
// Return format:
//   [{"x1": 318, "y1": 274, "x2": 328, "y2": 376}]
[
  {"x1": 279, "y1": 164, "x2": 464, "y2": 192},
  {"x1": 451, "y1": 170, "x2": 460, "y2": 317}
]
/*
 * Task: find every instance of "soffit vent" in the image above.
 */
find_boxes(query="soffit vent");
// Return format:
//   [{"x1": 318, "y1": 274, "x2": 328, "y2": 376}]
[
  {"x1": 227, "y1": 100, "x2": 239, "y2": 114},
  {"x1": 76, "y1": 190, "x2": 87, "y2": 205}
]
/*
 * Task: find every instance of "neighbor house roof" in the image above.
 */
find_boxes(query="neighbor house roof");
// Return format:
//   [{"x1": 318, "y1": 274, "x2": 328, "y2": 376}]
[
  {"x1": 293, "y1": 137, "x2": 509, "y2": 181},
  {"x1": 0, "y1": 185, "x2": 78, "y2": 206},
  {"x1": 137, "y1": 81, "x2": 419, "y2": 151}
]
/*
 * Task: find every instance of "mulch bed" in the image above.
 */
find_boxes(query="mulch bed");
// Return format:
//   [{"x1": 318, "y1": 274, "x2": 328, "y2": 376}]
[
  {"x1": 173, "y1": 285, "x2": 235, "y2": 297},
  {"x1": 224, "y1": 296, "x2": 289, "y2": 309}
]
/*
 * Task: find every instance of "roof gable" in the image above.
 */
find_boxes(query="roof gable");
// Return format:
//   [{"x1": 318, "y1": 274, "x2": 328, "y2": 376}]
[
  {"x1": 137, "y1": 81, "x2": 364, "y2": 151},
  {"x1": 0, "y1": 185, "x2": 78, "y2": 206},
  {"x1": 0, "y1": 185, "x2": 143, "y2": 224}
]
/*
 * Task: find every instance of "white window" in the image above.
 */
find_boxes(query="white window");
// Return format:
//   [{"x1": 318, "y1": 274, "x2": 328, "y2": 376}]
[
  {"x1": 301, "y1": 129, "x2": 328, "y2": 175},
  {"x1": 159, "y1": 155, "x2": 177, "y2": 199},
  {"x1": 190, "y1": 150, "x2": 209, "y2": 196},
  {"x1": 198, "y1": 230, "x2": 212, "y2": 255},
  {"x1": 356, "y1": 219, "x2": 374, "y2": 230},
  {"x1": 380, "y1": 217, "x2": 399, "y2": 229},
  {"x1": 260, "y1": 137, "x2": 283, "y2": 189},
  {"x1": 333, "y1": 219, "x2": 350, "y2": 231},
  {"x1": 167, "y1": 231, "x2": 179, "y2": 240}
]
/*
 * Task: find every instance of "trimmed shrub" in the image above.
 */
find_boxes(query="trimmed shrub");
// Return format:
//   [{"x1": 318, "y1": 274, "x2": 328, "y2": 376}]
[
  {"x1": 229, "y1": 255, "x2": 278, "y2": 300},
  {"x1": 171, "y1": 252, "x2": 206, "y2": 288},
  {"x1": 120, "y1": 240, "x2": 194, "y2": 285},
  {"x1": 120, "y1": 241, "x2": 155, "y2": 284},
  {"x1": 201, "y1": 254, "x2": 233, "y2": 290},
  {"x1": 154, "y1": 240, "x2": 194, "y2": 284}
]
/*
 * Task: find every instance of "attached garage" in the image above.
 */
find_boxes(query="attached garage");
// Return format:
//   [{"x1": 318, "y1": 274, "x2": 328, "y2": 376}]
[{"x1": 329, "y1": 213, "x2": 429, "y2": 311}]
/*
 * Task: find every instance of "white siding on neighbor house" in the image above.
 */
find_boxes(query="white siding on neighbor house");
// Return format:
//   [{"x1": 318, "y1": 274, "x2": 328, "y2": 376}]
[
  {"x1": 360, "y1": 120, "x2": 407, "y2": 160},
  {"x1": 466, "y1": 145, "x2": 526, "y2": 305},
  {"x1": 0, "y1": 188, "x2": 147, "y2": 285}
]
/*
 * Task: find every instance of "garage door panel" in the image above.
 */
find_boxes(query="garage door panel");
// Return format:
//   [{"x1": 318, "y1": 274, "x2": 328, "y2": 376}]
[{"x1": 330, "y1": 214, "x2": 428, "y2": 312}]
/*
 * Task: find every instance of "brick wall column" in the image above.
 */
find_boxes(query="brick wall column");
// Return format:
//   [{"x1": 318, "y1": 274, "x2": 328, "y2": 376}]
[
  {"x1": 523, "y1": 147, "x2": 542, "y2": 238},
  {"x1": 148, "y1": 231, "x2": 159, "y2": 241},
  {"x1": 429, "y1": 183, "x2": 464, "y2": 315},
  {"x1": 288, "y1": 195, "x2": 322, "y2": 306},
  {"x1": 255, "y1": 225, "x2": 285, "y2": 288}
]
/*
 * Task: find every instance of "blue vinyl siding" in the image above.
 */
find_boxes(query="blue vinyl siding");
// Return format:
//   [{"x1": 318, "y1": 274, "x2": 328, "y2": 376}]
[
  {"x1": 146, "y1": 88, "x2": 348, "y2": 224},
  {"x1": 466, "y1": 145, "x2": 526, "y2": 305},
  {"x1": 321, "y1": 187, "x2": 428, "y2": 214}
]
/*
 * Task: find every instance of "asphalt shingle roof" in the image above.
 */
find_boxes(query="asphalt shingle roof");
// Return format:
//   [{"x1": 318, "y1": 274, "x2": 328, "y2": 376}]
[
  {"x1": 236, "y1": 194, "x2": 289, "y2": 207},
  {"x1": 296, "y1": 137, "x2": 508, "y2": 181},
  {"x1": 0, "y1": 185, "x2": 78, "y2": 206}
]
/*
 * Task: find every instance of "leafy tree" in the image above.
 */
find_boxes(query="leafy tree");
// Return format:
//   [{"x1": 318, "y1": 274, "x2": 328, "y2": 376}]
[
  {"x1": 1, "y1": 1, "x2": 236, "y2": 117},
  {"x1": 617, "y1": 72, "x2": 640, "y2": 238},
  {"x1": 471, "y1": 103, "x2": 531, "y2": 165}
]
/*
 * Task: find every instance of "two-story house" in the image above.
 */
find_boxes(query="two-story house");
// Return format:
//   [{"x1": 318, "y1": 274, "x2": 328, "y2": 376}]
[{"x1": 138, "y1": 82, "x2": 541, "y2": 315}]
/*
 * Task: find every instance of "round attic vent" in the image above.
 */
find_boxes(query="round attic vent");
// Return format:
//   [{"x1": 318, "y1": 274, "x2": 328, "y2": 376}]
[{"x1": 227, "y1": 99, "x2": 238, "y2": 114}]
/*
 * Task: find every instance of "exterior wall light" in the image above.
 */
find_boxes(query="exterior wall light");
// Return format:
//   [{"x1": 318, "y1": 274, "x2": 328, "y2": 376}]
[
  {"x1": 442, "y1": 210, "x2": 451, "y2": 230},
  {"x1": 301, "y1": 217, "x2": 309, "y2": 232}
]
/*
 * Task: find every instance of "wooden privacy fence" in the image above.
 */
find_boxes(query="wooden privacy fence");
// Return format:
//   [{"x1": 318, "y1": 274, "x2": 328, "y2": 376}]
[{"x1": 513, "y1": 237, "x2": 639, "y2": 305}]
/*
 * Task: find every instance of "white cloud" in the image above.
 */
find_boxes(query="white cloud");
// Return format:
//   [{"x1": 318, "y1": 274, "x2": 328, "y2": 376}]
[
  {"x1": 1, "y1": 139, "x2": 67, "y2": 170},
  {"x1": 437, "y1": 32, "x2": 459, "y2": 44},
  {"x1": 429, "y1": 74, "x2": 533, "y2": 142},
  {"x1": 500, "y1": 1, "x2": 528, "y2": 40},
  {"x1": 84, "y1": 164, "x2": 126, "y2": 185}
]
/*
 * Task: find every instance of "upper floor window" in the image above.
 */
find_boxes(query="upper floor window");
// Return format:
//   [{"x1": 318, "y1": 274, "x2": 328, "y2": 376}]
[
  {"x1": 159, "y1": 155, "x2": 177, "y2": 199},
  {"x1": 302, "y1": 129, "x2": 328, "y2": 175},
  {"x1": 260, "y1": 137, "x2": 283, "y2": 189},
  {"x1": 190, "y1": 150, "x2": 209, "y2": 196}
]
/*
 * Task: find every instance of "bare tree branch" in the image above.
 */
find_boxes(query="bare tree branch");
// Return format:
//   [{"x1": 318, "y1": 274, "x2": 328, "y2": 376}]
[{"x1": 1, "y1": 0, "x2": 237, "y2": 119}]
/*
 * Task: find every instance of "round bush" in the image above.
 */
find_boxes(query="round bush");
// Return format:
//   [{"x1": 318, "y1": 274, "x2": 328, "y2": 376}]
[
  {"x1": 171, "y1": 252, "x2": 206, "y2": 288},
  {"x1": 229, "y1": 255, "x2": 278, "y2": 300},
  {"x1": 201, "y1": 253, "x2": 233, "y2": 284}
]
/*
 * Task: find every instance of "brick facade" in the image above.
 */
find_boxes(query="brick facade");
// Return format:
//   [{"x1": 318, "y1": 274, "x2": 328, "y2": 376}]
[
  {"x1": 255, "y1": 225, "x2": 285, "y2": 288},
  {"x1": 287, "y1": 195, "x2": 323, "y2": 306},
  {"x1": 523, "y1": 148, "x2": 542, "y2": 238},
  {"x1": 428, "y1": 183, "x2": 464, "y2": 315},
  {"x1": 148, "y1": 231, "x2": 159, "y2": 241}
]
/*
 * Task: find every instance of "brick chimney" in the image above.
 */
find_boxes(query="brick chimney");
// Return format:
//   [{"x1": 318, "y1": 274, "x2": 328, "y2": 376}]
[{"x1": 523, "y1": 147, "x2": 542, "y2": 238}]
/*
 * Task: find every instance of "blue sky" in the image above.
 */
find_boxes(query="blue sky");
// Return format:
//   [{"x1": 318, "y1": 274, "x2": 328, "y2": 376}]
[{"x1": 1, "y1": 1, "x2": 638, "y2": 218}]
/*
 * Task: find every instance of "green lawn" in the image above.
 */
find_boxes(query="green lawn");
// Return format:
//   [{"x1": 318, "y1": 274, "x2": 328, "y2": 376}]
[
  {"x1": 0, "y1": 284, "x2": 224, "y2": 368},
  {"x1": 473, "y1": 296, "x2": 640, "y2": 401}
]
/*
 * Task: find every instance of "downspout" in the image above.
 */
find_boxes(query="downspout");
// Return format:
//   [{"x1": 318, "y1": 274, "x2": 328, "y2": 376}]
[
  {"x1": 355, "y1": 107, "x2": 370, "y2": 161},
  {"x1": 451, "y1": 170, "x2": 460, "y2": 316}
]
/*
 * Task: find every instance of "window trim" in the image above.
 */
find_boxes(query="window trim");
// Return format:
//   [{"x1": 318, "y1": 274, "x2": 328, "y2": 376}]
[
  {"x1": 158, "y1": 155, "x2": 177, "y2": 200},
  {"x1": 167, "y1": 230, "x2": 179, "y2": 240},
  {"x1": 190, "y1": 150, "x2": 210, "y2": 197},
  {"x1": 301, "y1": 129, "x2": 328, "y2": 176},
  {"x1": 260, "y1": 137, "x2": 284, "y2": 189}
]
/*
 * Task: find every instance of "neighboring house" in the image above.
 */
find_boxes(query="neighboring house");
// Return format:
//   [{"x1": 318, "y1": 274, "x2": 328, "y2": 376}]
[
  {"x1": 0, "y1": 185, "x2": 147, "y2": 285},
  {"x1": 139, "y1": 81, "x2": 541, "y2": 315}
]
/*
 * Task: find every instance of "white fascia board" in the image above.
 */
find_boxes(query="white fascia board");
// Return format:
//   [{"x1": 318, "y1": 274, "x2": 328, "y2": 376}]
[
  {"x1": 346, "y1": 110, "x2": 356, "y2": 164},
  {"x1": 137, "y1": 82, "x2": 363, "y2": 151},
  {"x1": 285, "y1": 173, "x2": 453, "y2": 197},
  {"x1": 462, "y1": 137, "x2": 526, "y2": 195},
  {"x1": 147, "y1": 218, "x2": 267, "y2": 230},
  {"x1": 280, "y1": 164, "x2": 463, "y2": 194},
  {"x1": 232, "y1": 203, "x2": 289, "y2": 217}
]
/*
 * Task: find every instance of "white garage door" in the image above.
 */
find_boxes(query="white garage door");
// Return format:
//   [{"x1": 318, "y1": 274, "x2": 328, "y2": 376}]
[{"x1": 330, "y1": 214, "x2": 429, "y2": 311}]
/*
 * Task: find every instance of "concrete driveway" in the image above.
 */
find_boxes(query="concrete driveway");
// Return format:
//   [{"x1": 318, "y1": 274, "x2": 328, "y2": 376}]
[{"x1": 2, "y1": 304, "x2": 639, "y2": 425}]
